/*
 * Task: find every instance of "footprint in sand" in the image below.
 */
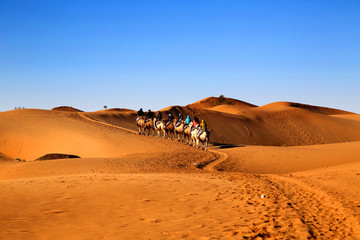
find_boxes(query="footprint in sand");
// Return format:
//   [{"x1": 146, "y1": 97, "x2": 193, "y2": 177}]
[
  {"x1": 137, "y1": 198, "x2": 152, "y2": 202},
  {"x1": 143, "y1": 218, "x2": 161, "y2": 223}
]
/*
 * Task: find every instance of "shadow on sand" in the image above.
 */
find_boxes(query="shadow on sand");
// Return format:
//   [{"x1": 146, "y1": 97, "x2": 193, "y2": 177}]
[{"x1": 211, "y1": 143, "x2": 245, "y2": 149}]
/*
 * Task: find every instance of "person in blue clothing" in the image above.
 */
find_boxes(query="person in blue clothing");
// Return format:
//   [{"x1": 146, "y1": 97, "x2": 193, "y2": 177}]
[
  {"x1": 183, "y1": 115, "x2": 191, "y2": 130},
  {"x1": 185, "y1": 115, "x2": 191, "y2": 125}
]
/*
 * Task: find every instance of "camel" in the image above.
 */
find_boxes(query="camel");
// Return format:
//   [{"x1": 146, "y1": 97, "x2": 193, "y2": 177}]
[
  {"x1": 174, "y1": 120, "x2": 185, "y2": 142},
  {"x1": 183, "y1": 123, "x2": 192, "y2": 145},
  {"x1": 136, "y1": 116, "x2": 145, "y2": 135},
  {"x1": 191, "y1": 127, "x2": 210, "y2": 150},
  {"x1": 154, "y1": 118, "x2": 166, "y2": 138},
  {"x1": 190, "y1": 127, "x2": 198, "y2": 148},
  {"x1": 143, "y1": 118, "x2": 155, "y2": 136},
  {"x1": 164, "y1": 119, "x2": 175, "y2": 140}
]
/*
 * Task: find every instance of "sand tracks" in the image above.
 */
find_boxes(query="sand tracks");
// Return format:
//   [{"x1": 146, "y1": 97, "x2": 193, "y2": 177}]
[
  {"x1": 261, "y1": 175, "x2": 360, "y2": 238},
  {"x1": 219, "y1": 173, "x2": 360, "y2": 239},
  {"x1": 195, "y1": 149, "x2": 228, "y2": 172},
  {"x1": 77, "y1": 112, "x2": 138, "y2": 134},
  {"x1": 197, "y1": 148, "x2": 360, "y2": 238}
]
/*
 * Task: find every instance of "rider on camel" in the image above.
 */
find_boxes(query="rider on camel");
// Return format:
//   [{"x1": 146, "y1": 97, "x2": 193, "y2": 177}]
[
  {"x1": 155, "y1": 111, "x2": 162, "y2": 128},
  {"x1": 192, "y1": 116, "x2": 200, "y2": 131},
  {"x1": 185, "y1": 115, "x2": 191, "y2": 125},
  {"x1": 166, "y1": 113, "x2": 173, "y2": 128},
  {"x1": 183, "y1": 115, "x2": 191, "y2": 130},
  {"x1": 137, "y1": 108, "x2": 144, "y2": 116},
  {"x1": 144, "y1": 109, "x2": 154, "y2": 125},
  {"x1": 157, "y1": 111, "x2": 162, "y2": 121},
  {"x1": 175, "y1": 112, "x2": 183, "y2": 127},
  {"x1": 198, "y1": 119, "x2": 207, "y2": 137},
  {"x1": 200, "y1": 119, "x2": 207, "y2": 130}
]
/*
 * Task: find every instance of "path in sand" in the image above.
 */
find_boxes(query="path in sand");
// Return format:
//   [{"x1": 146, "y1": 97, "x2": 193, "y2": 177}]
[{"x1": 199, "y1": 142, "x2": 360, "y2": 239}]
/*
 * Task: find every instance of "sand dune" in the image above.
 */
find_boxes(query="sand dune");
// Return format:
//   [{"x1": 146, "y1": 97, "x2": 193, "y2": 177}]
[
  {"x1": 257, "y1": 101, "x2": 354, "y2": 115},
  {"x1": 1, "y1": 97, "x2": 360, "y2": 239},
  {"x1": 206, "y1": 104, "x2": 252, "y2": 115},
  {"x1": 51, "y1": 106, "x2": 83, "y2": 112},
  {"x1": 83, "y1": 109, "x2": 138, "y2": 132},
  {"x1": 89, "y1": 107, "x2": 360, "y2": 147},
  {"x1": 0, "y1": 109, "x2": 191, "y2": 160},
  {"x1": 331, "y1": 114, "x2": 360, "y2": 121},
  {"x1": 89, "y1": 97, "x2": 360, "y2": 146},
  {"x1": 159, "y1": 106, "x2": 360, "y2": 146},
  {"x1": 186, "y1": 96, "x2": 257, "y2": 109}
]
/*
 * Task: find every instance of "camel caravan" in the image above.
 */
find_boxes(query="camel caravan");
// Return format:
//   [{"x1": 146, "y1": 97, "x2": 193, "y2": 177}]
[{"x1": 136, "y1": 108, "x2": 210, "y2": 150}]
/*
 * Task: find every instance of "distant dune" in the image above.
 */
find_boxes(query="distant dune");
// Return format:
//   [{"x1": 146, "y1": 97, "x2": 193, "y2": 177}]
[
  {"x1": 105, "y1": 108, "x2": 136, "y2": 113},
  {"x1": 331, "y1": 114, "x2": 360, "y2": 121},
  {"x1": 151, "y1": 97, "x2": 360, "y2": 146},
  {"x1": 51, "y1": 106, "x2": 83, "y2": 112},
  {"x1": 207, "y1": 104, "x2": 252, "y2": 115},
  {"x1": 257, "y1": 101, "x2": 354, "y2": 115},
  {"x1": 84, "y1": 110, "x2": 138, "y2": 131},
  {"x1": 186, "y1": 96, "x2": 257, "y2": 109}
]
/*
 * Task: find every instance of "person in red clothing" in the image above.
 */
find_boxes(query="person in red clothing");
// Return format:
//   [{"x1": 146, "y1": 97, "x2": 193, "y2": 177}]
[{"x1": 191, "y1": 116, "x2": 199, "y2": 131}]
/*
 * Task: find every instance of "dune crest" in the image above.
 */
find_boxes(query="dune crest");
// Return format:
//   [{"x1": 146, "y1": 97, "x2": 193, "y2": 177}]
[
  {"x1": 257, "y1": 101, "x2": 354, "y2": 115},
  {"x1": 186, "y1": 96, "x2": 257, "y2": 109},
  {"x1": 51, "y1": 106, "x2": 83, "y2": 112}
]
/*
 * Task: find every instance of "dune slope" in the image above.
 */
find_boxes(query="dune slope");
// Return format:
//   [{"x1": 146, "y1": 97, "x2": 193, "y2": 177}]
[
  {"x1": 257, "y1": 101, "x2": 354, "y2": 115},
  {"x1": 155, "y1": 106, "x2": 360, "y2": 146},
  {"x1": 0, "y1": 109, "x2": 192, "y2": 160}
]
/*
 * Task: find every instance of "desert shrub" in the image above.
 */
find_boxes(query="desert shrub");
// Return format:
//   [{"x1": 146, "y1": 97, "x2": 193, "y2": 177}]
[
  {"x1": 219, "y1": 95, "x2": 225, "y2": 103},
  {"x1": 214, "y1": 95, "x2": 235, "y2": 106}
]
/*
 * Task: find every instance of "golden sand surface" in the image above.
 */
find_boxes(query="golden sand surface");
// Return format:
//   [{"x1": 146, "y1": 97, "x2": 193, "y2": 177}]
[{"x1": 1, "y1": 98, "x2": 360, "y2": 239}]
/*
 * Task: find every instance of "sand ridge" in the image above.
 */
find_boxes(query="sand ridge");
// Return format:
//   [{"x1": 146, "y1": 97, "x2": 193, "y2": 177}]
[{"x1": 186, "y1": 96, "x2": 258, "y2": 109}]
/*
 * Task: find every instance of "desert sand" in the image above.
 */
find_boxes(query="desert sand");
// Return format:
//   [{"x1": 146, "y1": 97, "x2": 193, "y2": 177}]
[{"x1": 1, "y1": 97, "x2": 360, "y2": 239}]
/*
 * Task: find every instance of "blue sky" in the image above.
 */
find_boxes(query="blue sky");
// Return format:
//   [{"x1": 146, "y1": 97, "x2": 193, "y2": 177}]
[{"x1": 1, "y1": 0, "x2": 359, "y2": 113}]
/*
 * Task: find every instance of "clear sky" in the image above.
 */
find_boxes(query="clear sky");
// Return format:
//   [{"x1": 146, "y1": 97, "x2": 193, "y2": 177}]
[{"x1": 1, "y1": 0, "x2": 359, "y2": 113}]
